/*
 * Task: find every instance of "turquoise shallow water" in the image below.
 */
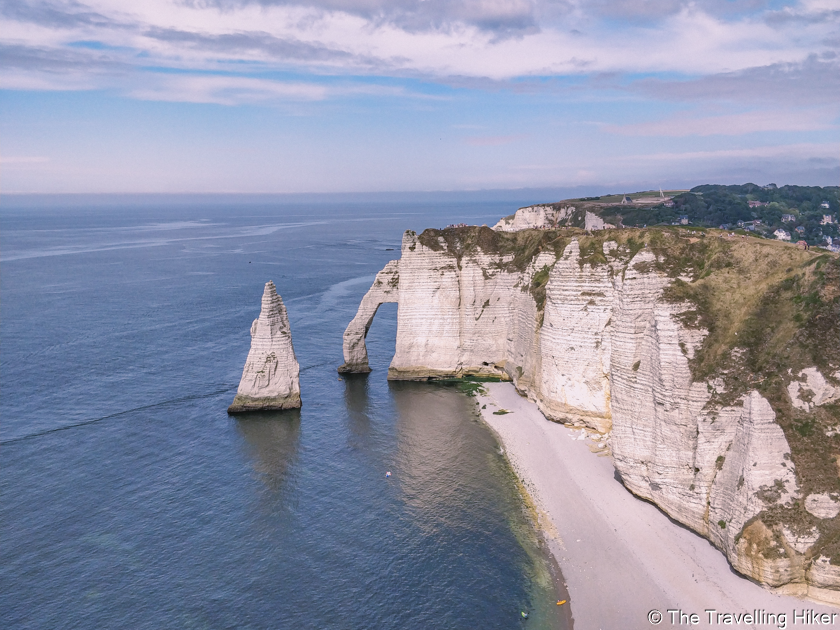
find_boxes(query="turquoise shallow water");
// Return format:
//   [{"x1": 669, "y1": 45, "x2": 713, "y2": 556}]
[{"x1": 1, "y1": 197, "x2": 567, "y2": 629}]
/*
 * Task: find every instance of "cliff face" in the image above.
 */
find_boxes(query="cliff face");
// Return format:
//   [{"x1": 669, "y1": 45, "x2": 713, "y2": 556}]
[
  {"x1": 229, "y1": 281, "x2": 301, "y2": 412},
  {"x1": 388, "y1": 231, "x2": 520, "y2": 380},
  {"x1": 493, "y1": 205, "x2": 576, "y2": 231},
  {"x1": 342, "y1": 225, "x2": 840, "y2": 601},
  {"x1": 493, "y1": 203, "x2": 614, "y2": 231}
]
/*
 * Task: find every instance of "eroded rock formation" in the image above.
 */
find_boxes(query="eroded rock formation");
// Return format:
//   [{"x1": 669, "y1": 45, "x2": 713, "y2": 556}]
[
  {"x1": 338, "y1": 260, "x2": 399, "y2": 373},
  {"x1": 229, "y1": 281, "x2": 301, "y2": 413},
  {"x1": 342, "y1": 224, "x2": 840, "y2": 601}
]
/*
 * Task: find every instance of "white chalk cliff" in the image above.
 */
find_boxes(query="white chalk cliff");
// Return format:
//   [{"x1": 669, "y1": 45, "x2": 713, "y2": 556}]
[
  {"x1": 341, "y1": 225, "x2": 840, "y2": 601},
  {"x1": 494, "y1": 205, "x2": 576, "y2": 231},
  {"x1": 789, "y1": 368, "x2": 840, "y2": 411},
  {"x1": 229, "y1": 281, "x2": 301, "y2": 413},
  {"x1": 494, "y1": 204, "x2": 614, "y2": 231}
]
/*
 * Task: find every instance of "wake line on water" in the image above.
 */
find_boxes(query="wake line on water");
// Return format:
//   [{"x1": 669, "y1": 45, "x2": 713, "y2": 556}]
[
  {"x1": 2, "y1": 362, "x2": 328, "y2": 445},
  {"x1": 0, "y1": 387, "x2": 237, "y2": 446},
  {"x1": 300, "y1": 362, "x2": 329, "y2": 372},
  {"x1": 1, "y1": 221, "x2": 327, "y2": 262}
]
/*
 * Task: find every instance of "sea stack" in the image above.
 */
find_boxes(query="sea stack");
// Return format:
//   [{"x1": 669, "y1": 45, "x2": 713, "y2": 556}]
[{"x1": 228, "y1": 281, "x2": 301, "y2": 413}]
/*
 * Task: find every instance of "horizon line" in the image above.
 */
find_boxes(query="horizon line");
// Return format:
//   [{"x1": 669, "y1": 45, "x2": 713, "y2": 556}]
[{"x1": 4, "y1": 182, "x2": 831, "y2": 197}]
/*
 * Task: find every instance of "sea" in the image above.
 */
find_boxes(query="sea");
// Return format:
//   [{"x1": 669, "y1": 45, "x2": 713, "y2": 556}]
[{"x1": 0, "y1": 196, "x2": 568, "y2": 629}]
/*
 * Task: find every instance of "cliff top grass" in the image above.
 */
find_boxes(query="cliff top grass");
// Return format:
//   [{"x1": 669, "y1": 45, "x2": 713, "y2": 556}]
[
  {"x1": 520, "y1": 190, "x2": 690, "y2": 207},
  {"x1": 650, "y1": 233, "x2": 840, "y2": 562},
  {"x1": 417, "y1": 224, "x2": 649, "y2": 272},
  {"x1": 417, "y1": 224, "x2": 569, "y2": 271}
]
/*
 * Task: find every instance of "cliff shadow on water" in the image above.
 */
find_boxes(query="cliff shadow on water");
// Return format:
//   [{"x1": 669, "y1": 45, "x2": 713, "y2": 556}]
[
  {"x1": 359, "y1": 302, "x2": 570, "y2": 629},
  {"x1": 386, "y1": 380, "x2": 570, "y2": 630}
]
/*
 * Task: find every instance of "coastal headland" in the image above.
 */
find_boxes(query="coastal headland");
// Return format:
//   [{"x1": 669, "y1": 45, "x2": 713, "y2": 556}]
[{"x1": 340, "y1": 187, "x2": 840, "y2": 605}]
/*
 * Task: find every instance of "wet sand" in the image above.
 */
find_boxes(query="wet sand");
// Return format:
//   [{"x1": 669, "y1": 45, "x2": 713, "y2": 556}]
[{"x1": 477, "y1": 382, "x2": 837, "y2": 630}]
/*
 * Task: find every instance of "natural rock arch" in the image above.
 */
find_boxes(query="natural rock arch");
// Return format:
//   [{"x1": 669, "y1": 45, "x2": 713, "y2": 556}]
[{"x1": 338, "y1": 261, "x2": 399, "y2": 373}]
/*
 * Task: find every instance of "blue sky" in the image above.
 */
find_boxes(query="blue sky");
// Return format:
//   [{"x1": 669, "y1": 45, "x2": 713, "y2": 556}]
[{"x1": 1, "y1": 0, "x2": 838, "y2": 193}]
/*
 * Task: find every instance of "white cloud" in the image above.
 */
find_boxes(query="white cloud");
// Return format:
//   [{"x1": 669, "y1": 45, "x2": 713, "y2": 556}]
[
  {"x1": 604, "y1": 107, "x2": 838, "y2": 136},
  {"x1": 614, "y1": 142, "x2": 840, "y2": 162},
  {"x1": 128, "y1": 74, "x2": 330, "y2": 104},
  {"x1": 472, "y1": 142, "x2": 839, "y2": 187},
  {"x1": 0, "y1": 156, "x2": 52, "y2": 163},
  {"x1": 122, "y1": 72, "x2": 434, "y2": 104},
  {"x1": 1, "y1": 0, "x2": 837, "y2": 99},
  {"x1": 2, "y1": 0, "x2": 837, "y2": 193},
  {"x1": 463, "y1": 133, "x2": 526, "y2": 145}
]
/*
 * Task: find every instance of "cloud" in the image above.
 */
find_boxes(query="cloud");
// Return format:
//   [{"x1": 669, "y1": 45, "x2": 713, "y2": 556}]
[
  {"x1": 632, "y1": 56, "x2": 840, "y2": 105},
  {"x1": 142, "y1": 27, "x2": 364, "y2": 66},
  {"x1": 0, "y1": 42, "x2": 135, "y2": 91},
  {"x1": 128, "y1": 74, "x2": 329, "y2": 104},
  {"x1": 492, "y1": 142, "x2": 840, "y2": 189},
  {"x1": 463, "y1": 133, "x2": 526, "y2": 145},
  {"x1": 123, "y1": 71, "x2": 436, "y2": 104},
  {"x1": 0, "y1": 0, "x2": 122, "y2": 29},
  {"x1": 583, "y1": 0, "x2": 803, "y2": 22},
  {"x1": 0, "y1": 156, "x2": 51, "y2": 163},
  {"x1": 195, "y1": 0, "x2": 542, "y2": 36},
  {"x1": 1, "y1": 0, "x2": 838, "y2": 106},
  {"x1": 764, "y1": 0, "x2": 840, "y2": 25},
  {"x1": 615, "y1": 142, "x2": 840, "y2": 162},
  {"x1": 604, "y1": 107, "x2": 838, "y2": 137},
  {"x1": 0, "y1": 42, "x2": 130, "y2": 74}
]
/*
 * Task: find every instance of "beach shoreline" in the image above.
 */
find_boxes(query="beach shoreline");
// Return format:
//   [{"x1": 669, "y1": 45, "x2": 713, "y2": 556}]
[{"x1": 475, "y1": 382, "x2": 838, "y2": 630}]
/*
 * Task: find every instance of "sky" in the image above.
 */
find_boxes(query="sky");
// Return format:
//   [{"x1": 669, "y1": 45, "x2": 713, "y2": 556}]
[{"x1": 1, "y1": 0, "x2": 838, "y2": 194}]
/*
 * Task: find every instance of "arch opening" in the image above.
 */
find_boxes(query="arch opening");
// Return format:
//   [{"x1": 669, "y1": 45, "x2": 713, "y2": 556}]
[{"x1": 338, "y1": 260, "x2": 399, "y2": 373}]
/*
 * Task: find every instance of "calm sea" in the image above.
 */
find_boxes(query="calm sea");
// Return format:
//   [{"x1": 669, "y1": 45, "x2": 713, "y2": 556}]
[{"x1": 1, "y1": 196, "x2": 567, "y2": 629}]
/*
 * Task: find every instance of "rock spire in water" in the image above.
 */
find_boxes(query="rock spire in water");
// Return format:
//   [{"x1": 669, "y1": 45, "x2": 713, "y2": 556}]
[{"x1": 229, "y1": 281, "x2": 301, "y2": 413}]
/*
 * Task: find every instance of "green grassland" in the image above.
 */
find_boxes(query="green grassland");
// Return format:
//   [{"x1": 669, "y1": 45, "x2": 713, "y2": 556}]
[
  {"x1": 592, "y1": 184, "x2": 839, "y2": 247},
  {"x1": 572, "y1": 189, "x2": 689, "y2": 204}
]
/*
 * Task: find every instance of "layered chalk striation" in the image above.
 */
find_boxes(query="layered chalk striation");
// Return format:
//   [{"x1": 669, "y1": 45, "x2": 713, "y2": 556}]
[
  {"x1": 342, "y1": 223, "x2": 840, "y2": 600},
  {"x1": 229, "y1": 281, "x2": 301, "y2": 413}
]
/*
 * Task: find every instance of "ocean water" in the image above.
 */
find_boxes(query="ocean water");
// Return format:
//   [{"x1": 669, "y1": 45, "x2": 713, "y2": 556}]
[{"x1": 0, "y1": 197, "x2": 568, "y2": 629}]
